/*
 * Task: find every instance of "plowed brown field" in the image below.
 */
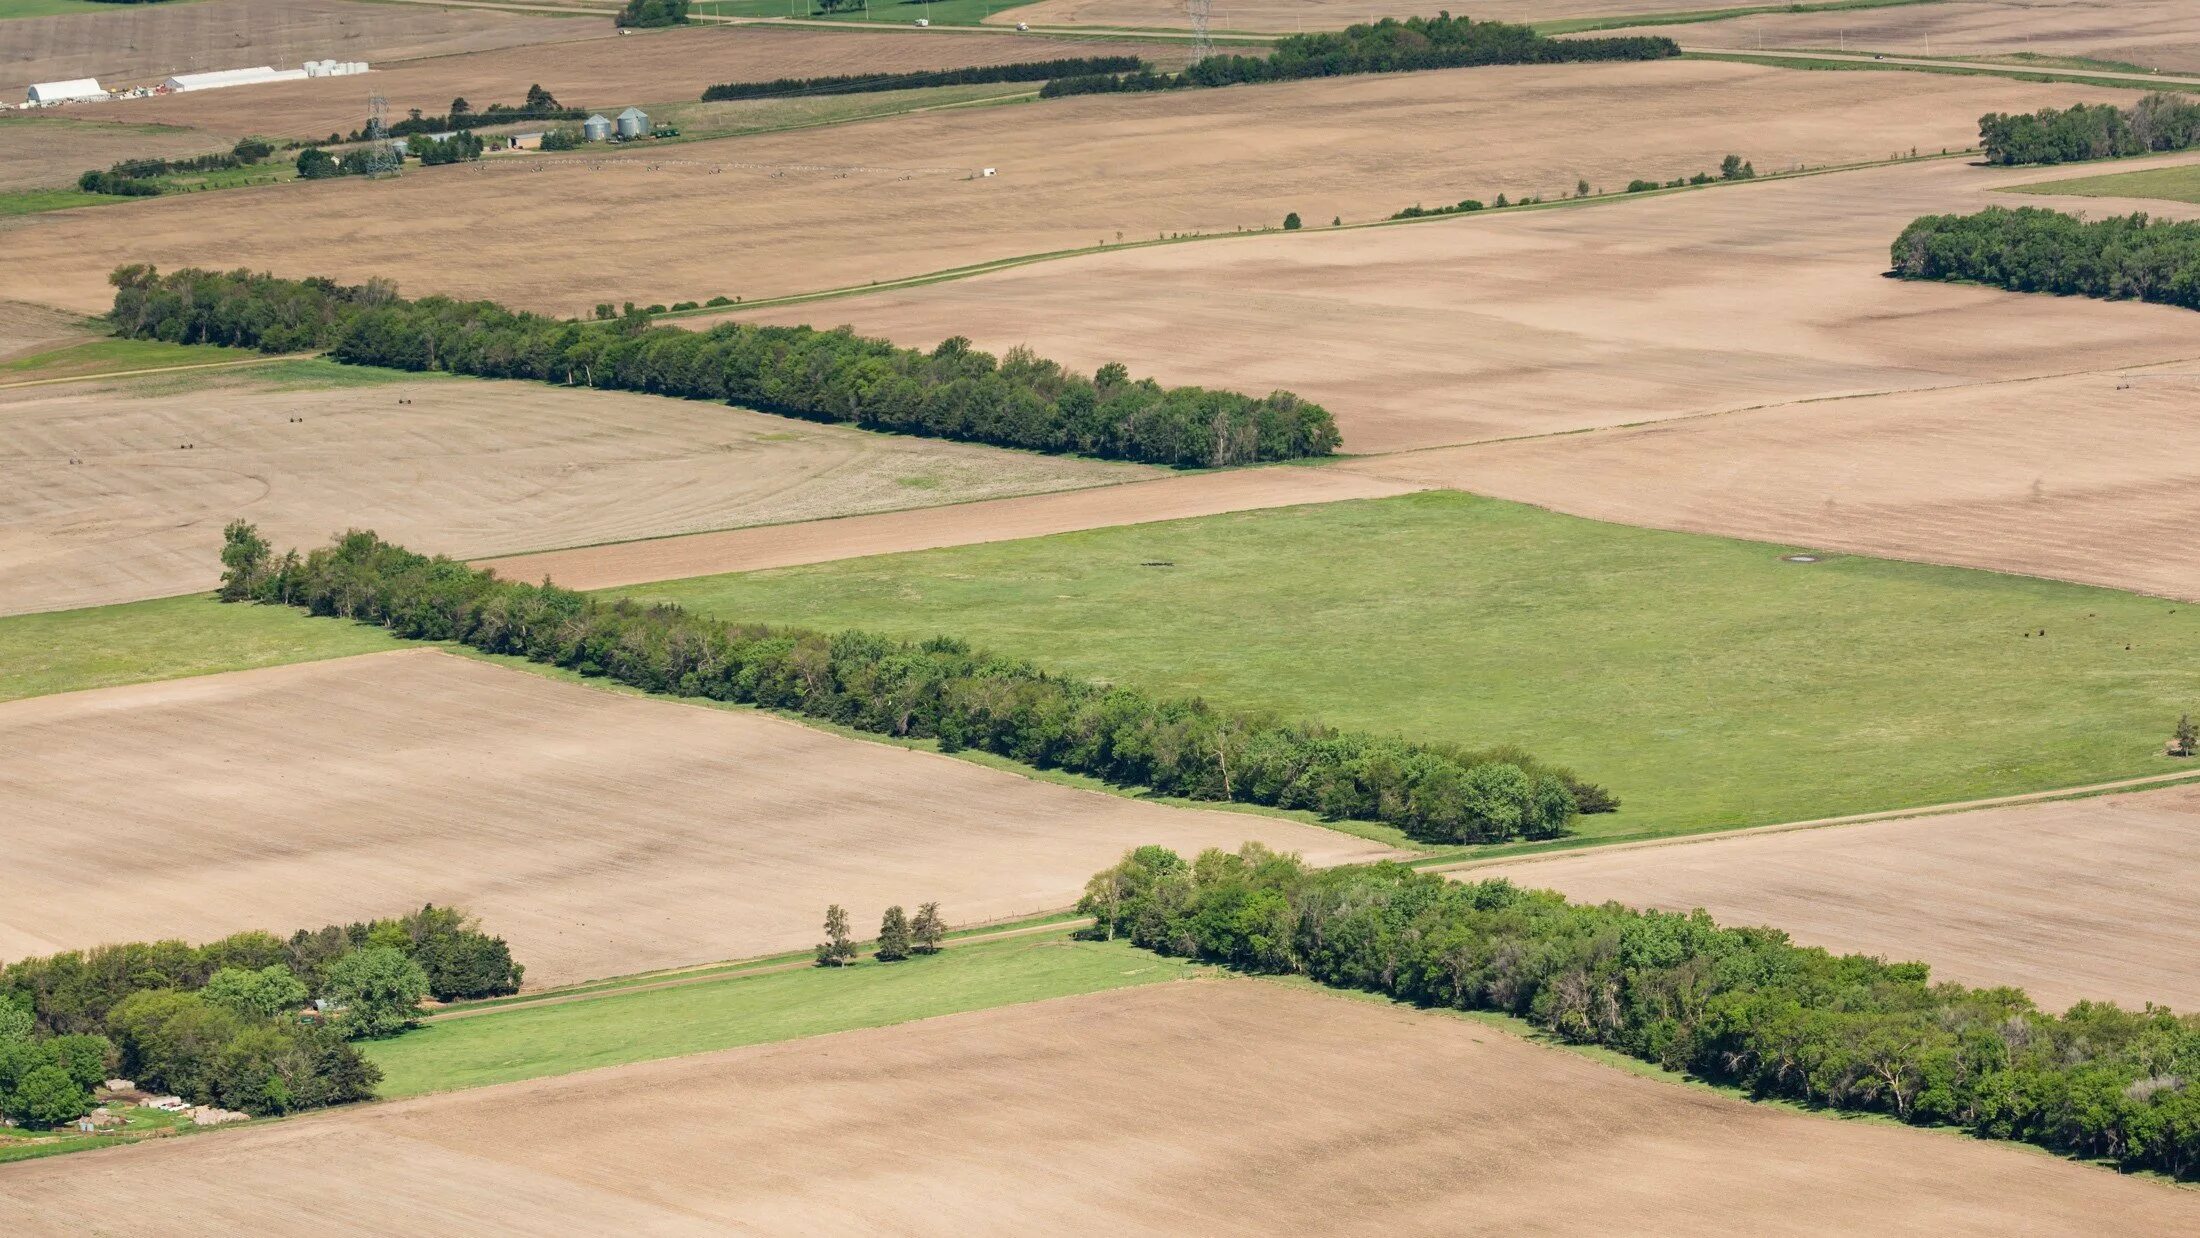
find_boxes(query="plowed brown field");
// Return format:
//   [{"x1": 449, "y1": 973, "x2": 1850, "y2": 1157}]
[
  {"x1": 0, "y1": 371, "x2": 1156, "y2": 615},
  {"x1": 5, "y1": 981, "x2": 2194, "y2": 1234},
  {"x1": 476, "y1": 465, "x2": 1418, "y2": 590},
  {"x1": 725, "y1": 154, "x2": 2200, "y2": 453},
  {"x1": 0, "y1": 650, "x2": 1392, "y2": 984},
  {"x1": 1468, "y1": 783, "x2": 2200, "y2": 1013},
  {"x1": 1338, "y1": 363, "x2": 2200, "y2": 601},
  {"x1": 0, "y1": 61, "x2": 2141, "y2": 317}
]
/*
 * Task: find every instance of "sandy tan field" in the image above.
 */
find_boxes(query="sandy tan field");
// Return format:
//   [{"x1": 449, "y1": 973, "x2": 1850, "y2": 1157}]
[
  {"x1": 1640, "y1": 0, "x2": 2200, "y2": 77},
  {"x1": 1339, "y1": 363, "x2": 2200, "y2": 601},
  {"x1": 0, "y1": 297, "x2": 93, "y2": 362},
  {"x1": 1470, "y1": 784, "x2": 2200, "y2": 1013},
  {"x1": 0, "y1": 369, "x2": 1157, "y2": 615},
  {"x1": 6, "y1": 980, "x2": 2195, "y2": 1234},
  {"x1": 0, "y1": 650, "x2": 1392, "y2": 984},
  {"x1": 477, "y1": 464, "x2": 1417, "y2": 589},
  {"x1": 0, "y1": 0, "x2": 589, "y2": 100},
  {"x1": 0, "y1": 60, "x2": 2144, "y2": 319},
  {"x1": 995, "y1": 0, "x2": 1718, "y2": 32},
  {"x1": 0, "y1": 114, "x2": 231, "y2": 190},
  {"x1": 64, "y1": 23, "x2": 1188, "y2": 142},
  {"x1": 722, "y1": 152, "x2": 2200, "y2": 453}
]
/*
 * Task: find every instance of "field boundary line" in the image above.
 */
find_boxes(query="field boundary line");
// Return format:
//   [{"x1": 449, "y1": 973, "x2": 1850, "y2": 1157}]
[
  {"x1": 0, "y1": 352, "x2": 316, "y2": 391},
  {"x1": 1684, "y1": 48, "x2": 2200, "y2": 90},
  {"x1": 1426, "y1": 768, "x2": 2200, "y2": 875}
]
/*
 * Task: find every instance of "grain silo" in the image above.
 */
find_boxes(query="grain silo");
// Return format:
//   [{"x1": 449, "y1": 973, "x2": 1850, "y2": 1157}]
[
  {"x1": 583, "y1": 113, "x2": 612, "y2": 142},
  {"x1": 615, "y1": 107, "x2": 650, "y2": 140}
]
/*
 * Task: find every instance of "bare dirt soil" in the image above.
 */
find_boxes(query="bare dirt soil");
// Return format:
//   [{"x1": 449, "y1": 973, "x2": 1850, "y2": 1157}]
[
  {"x1": 6, "y1": 981, "x2": 2195, "y2": 1234},
  {"x1": 0, "y1": 370, "x2": 1157, "y2": 615},
  {"x1": 63, "y1": 23, "x2": 1188, "y2": 143},
  {"x1": 995, "y1": 0, "x2": 1716, "y2": 32},
  {"x1": 0, "y1": 60, "x2": 2139, "y2": 318},
  {"x1": 1632, "y1": 0, "x2": 2200, "y2": 77},
  {"x1": 0, "y1": 650, "x2": 1392, "y2": 984},
  {"x1": 0, "y1": 297, "x2": 93, "y2": 362},
  {"x1": 722, "y1": 152, "x2": 2200, "y2": 454},
  {"x1": 0, "y1": 0, "x2": 589, "y2": 100},
  {"x1": 0, "y1": 114, "x2": 230, "y2": 190},
  {"x1": 1339, "y1": 364, "x2": 2200, "y2": 602},
  {"x1": 476, "y1": 465, "x2": 1418, "y2": 590},
  {"x1": 1469, "y1": 783, "x2": 2200, "y2": 1013}
]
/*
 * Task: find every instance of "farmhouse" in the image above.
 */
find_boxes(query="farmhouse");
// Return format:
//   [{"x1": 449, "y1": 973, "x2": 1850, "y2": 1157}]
[{"x1": 25, "y1": 79, "x2": 105, "y2": 105}]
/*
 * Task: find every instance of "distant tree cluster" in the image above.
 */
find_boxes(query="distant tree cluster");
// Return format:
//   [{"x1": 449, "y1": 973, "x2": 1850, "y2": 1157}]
[
  {"x1": 0, "y1": 906, "x2": 520, "y2": 1127},
  {"x1": 352, "y1": 86, "x2": 581, "y2": 140},
  {"x1": 216, "y1": 524, "x2": 1606, "y2": 844},
  {"x1": 1890, "y1": 206, "x2": 2200, "y2": 311},
  {"x1": 106, "y1": 266, "x2": 1340, "y2": 468},
  {"x1": 294, "y1": 147, "x2": 391, "y2": 180},
  {"x1": 1979, "y1": 92, "x2": 2200, "y2": 165},
  {"x1": 410, "y1": 130, "x2": 485, "y2": 166},
  {"x1": 817, "y1": 904, "x2": 945, "y2": 965},
  {"x1": 75, "y1": 138, "x2": 277, "y2": 197},
  {"x1": 701, "y1": 57, "x2": 1142, "y2": 102},
  {"x1": 616, "y1": 0, "x2": 689, "y2": 26},
  {"x1": 1082, "y1": 844, "x2": 2200, "y2": 1180},
  {"x1": 1042, "y1": 15, "x2": 1677, "y2": 98}
]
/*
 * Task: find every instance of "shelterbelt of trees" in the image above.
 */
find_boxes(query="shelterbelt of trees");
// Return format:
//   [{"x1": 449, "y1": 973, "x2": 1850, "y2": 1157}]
[
  {"x1": 1, "y1": 907, "x2": 521, "y2": 1129},
  {"x1": 218, "y1": 523, "x2": 1604, "y2": 844},
  {"x1": 701, "y1": 57, "x2": 1143, "y2": 102},
  {"x1": 1979, "y1": 92, "x2": 2200, "y2": 166},
  {"x1": 1081, "y1": 845, "x2": 2200, "y2": 1180},
  {"x1": 1891, "y1": 207, "x2": 2200, "y2": 310},
  {"x1": 1042, "y1": 15, "x2": 1677, "y2": 98},
  {"x1": 106, "y1": 267, "x2": 1338, "y2": 468}
]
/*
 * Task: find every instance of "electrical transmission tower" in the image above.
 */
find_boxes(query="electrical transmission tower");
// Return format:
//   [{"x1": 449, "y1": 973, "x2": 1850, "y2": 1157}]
[
  {"x1": 1186, "y1": 0, "x2": 1213, "y2": 61},
  {"x1": 362, "y1": 94, "x2": 402, "y2": 178}
]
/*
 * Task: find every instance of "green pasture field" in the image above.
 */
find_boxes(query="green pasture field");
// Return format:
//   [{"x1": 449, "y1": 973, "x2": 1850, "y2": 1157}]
[
  {"x1": 0, "y1": 338, "x2": 258, "y2": 382},
  {"x1": 0, "y1": 187, "x2": 119, "y2": 215},
  {"x1": 0, "y1": 594, "x2": 401, "y2": 703},
  {"x1": 366, "y1": 932, "x2": 1202, "y2": 1097},
  {"x1": 616, "y1": 491, "x2": 2200, "y2": 841},
  {"x1": 2008, "y1": 161, "x2": 2200, "y2": 205}
]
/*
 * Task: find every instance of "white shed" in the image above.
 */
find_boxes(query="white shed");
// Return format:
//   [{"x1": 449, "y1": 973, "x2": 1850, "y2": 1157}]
[
  {"x1": 26, "y1": 78, "x2": 105, "y2": 104},
  {"x1": 163, "y1": 66, "x2": 308, "y2": 92}
]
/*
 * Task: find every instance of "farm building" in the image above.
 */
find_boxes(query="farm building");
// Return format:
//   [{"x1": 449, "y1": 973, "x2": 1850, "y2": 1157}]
[
  {"x1": 165, "y1": 66, "x2": 307, "y2": 92},
  {"x1": 616, "y1": 107, "x2": 651, "y2": 139},
  {"x1": 26, "y1": 79, "x2": 105, "y2": 105}
]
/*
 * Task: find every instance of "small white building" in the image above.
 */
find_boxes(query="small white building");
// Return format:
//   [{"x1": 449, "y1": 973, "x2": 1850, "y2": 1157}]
[
  {"x1": 164, "y1": 66, "x2": 309, "y2": 93},
  {"x1": 302, "y1": 59, "x2": 369, "y2": 78},
  {"x1": 26, "y1": 78, "x2": 105, "y2": 105}
]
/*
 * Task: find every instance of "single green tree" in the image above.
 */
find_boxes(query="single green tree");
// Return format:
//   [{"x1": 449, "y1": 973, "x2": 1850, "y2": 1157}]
[
  {"x1": 1575, "y1": 178, "x2": 1591, "y2": 198},
  {"x1": 524, "y1": 83, "x2": 561, "y2": 112},
  {"x1": 295, "y1": 148, "x2": 339, "y2": 180},
  {"x1": 2174, "y1": 713, "x2": 2197, "y2": 756},
  {"x1": 1493, "y1": 193, "x2": 1509, "y2": 207},
  {"x1": 816, "y1": 904, "x2": 856, "y2": 967},
  {"x1": 1282, "y1": 212, "x2": 1302, "y2": 230},
  {"x1": 325, "y1": 946, "x2": 428, "y2": 1039},
  {"x1": 876, "y1": 906, "x2": 913, "y2": 962},
  {"x1": 449, "y1": 96, "x2": 472, "y2": 119},
  {"x1": 910, "y1": 903, "x2": 946, "y2": 955},
  {"x1": 1720, "y1": 154, "x2": 1754, "y2": 180},
  {"x1": 6, "y1": 1064, "x2": 89, "y2": 1129}
]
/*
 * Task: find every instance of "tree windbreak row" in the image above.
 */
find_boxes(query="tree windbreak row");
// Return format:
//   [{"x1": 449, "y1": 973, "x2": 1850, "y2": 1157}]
[
  {"x1": 1, "y1": 907, "x2": 521, "y2": 1129},
  {"x1": 1978, "y1": 92, "x2": 2200, "y2": 166},
  {"x1": 700, "y1": 57, "x2": 1144, "y2": 102},
  {"x1": 1042, "y1": 15, "x2": 1677, "y2": 97},
  {"x1": 1890, "y1": 207, "x2": 2200, "y2": 310},
  {"x1": 219, "y1": 523, "x2": 1602, "y2": 845},
  {"x1": 1081, "y1": 845, "x2": 2200, "y2": 1180},
  {"x1": 107, "y1": 266, "x2": 1339, "y2": 468}
]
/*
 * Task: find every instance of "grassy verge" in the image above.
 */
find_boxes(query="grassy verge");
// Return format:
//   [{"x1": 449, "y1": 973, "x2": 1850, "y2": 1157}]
[
  {"x1": 2006, "y1": 160, "x2": 2200, "y2": 205},
  {"x1": 694, "y1": 0, "x2": 1040, "y2": 26},
  {"x1": 612, "y1": 490, "x2": 2200, "y2": 844},
  {"x1": 0, "y1": 1103, "x2": 195, "y2": 1166},
  {"x1": 0, "y1": 187, "x2": 122, "y2": 216},
  {"x1": 0, "y1": 338, "x2": 259, "y2": 382},
  {"x1": 1535, "y1": 0, "x2": 1942, "y2": 36},
  {"x1": 365, "y1": 931, "x2": 1202, "y2": 1097},
  {"x1": 0, "y1": 595, "x2": 403, "y2": 704}
]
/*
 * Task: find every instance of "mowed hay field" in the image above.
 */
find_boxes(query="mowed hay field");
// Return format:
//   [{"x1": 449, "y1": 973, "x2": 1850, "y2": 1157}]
[
  {"x1": 0, "y1": 649, "x2": 1393, "y2": 984},
  {"x1": 726, "y1": 152, "x2": 2200, "y2": 454},
  {"x1": 66, "y1": 24, "x2": 1191, "y2": 143},
  {"x1": 994, "y1": 0, "x2": 1723, "y2": 31},
  {"x1": 619, "y1": 491, "x2": 2200, "y2": 838},
  {"x1": 1476, "y1": 784, "x2": 2200, "y2": 1013},
  {"x1": 0, "y1": 297, "x2": 93, "y2": 361},
  {"x1": 0, "y1": 0, "x2": 588, "y2": 99},
  {"x1": 1628, "y1": 0, "x2": 2200, "y2": 76},
  {"x1": 0, "y1": 366, "x2": 1159, "y2": 615},
  {"x1": 7, "y1": 982, "x2": 2196, "y2": 1235},
  {"x1": 1341, "y1": 365, "x2": 2200, "y2": 602},
  {"x1": 0, "y1": 60, "x2": 2146, "y2": 317},
  {"x1": 0, "y1": 115, "x2": 229, "y2": 191}
]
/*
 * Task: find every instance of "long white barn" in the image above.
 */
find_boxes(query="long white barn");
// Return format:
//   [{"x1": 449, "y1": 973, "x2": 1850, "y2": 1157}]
[
  {"x1": 163, "y1": 61, "x2": 366, "y2": 93},
  {"x1": 26, "y1": 78, "x2": 106, "y2": 104}
]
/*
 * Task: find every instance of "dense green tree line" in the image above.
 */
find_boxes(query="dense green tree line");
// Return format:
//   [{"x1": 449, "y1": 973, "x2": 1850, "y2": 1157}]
[
  {"x1": 1890, "y1": 207, "x2": 2200, "y2": 310},
  {"x1": 617, "y1": 0, "x2": 689, "y2": 26},
  {"x1": 106, "y1": 266, "x2": 1338, "y2": 467},
  {"x1": 701, "y1": 57, "x2": 1142, "y2": 102},
  {"x1": 1042, "y1": 15, "x2": 1676, "y2": 98},
  {"x1": 357, "y1": 86, "x2": 579, "y2": 140},
  {"x1": 74, "y1": 138, "x2": 276, "y2": 197},
  {"x1": 218, "y1": 523, "x2": 1604, "y2": 844},
  {"x1": 410, "y1": 130, "x2": 486, "y2": 166},
  {"x1": 1081, "y1": 844, "x2": 2200, "y2": 1179},
  {"x1": 0, "y1": 907, "x2": 519, "y2": 1126},
  {"x1": 1979, "y1": 92, "x2": 2200, "y2": 166}
]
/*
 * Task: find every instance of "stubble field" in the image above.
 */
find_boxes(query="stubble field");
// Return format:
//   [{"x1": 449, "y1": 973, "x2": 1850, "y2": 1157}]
[
  {"x1": 993, "y1": 0, "x2": 1740, "y2": 31},
  {"x1": 0, "y1": 60, "x2": 2142, "y2": 317},
  {"x1": 0, "y1": 114, "x2": 230, "y2": 191},
  {"x1": 1472, "y1": 783, "x2": 2200, "y2": 1012},
  {"x1": 1628, "y1": 0, "x2": 2200, "y2": 76},
  {"x1": 0, "y1": 649, "x2": 1392, "y2": 985},
  {"x1": 4, "y1": 981, "x2": 2193, "y2": 1234},
  {"x1": 0, "y1": 367, "x2": 1159, "y2": 615}
]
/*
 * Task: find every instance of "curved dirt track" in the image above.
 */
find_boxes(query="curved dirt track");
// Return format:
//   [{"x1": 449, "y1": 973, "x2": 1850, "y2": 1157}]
[
  {"x1": 5, "y1": 981, "x2": 2195, "y2": 1234},
  {"x1": 476, "y1": 464, "x2": 1417, "y2": 590},
  {"x1": 0, "y1": 649, "x2": 1395, "y2": 984}
]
